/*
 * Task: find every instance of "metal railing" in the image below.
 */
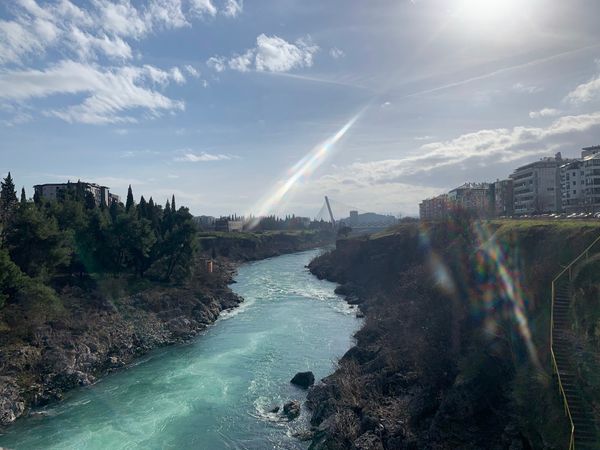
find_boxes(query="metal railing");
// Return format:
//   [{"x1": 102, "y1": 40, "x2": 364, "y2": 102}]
[{"x1": 550, "y1": 234, "x2": 600, "y2": 450}]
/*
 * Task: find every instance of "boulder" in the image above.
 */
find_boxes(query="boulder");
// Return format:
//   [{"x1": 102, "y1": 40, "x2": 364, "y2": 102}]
[
  {"x1": 283, "y1": 400, "x2": 301, "y2": 420},
  {"x1": 291, "y1": 371, "x2": 315, "y2": 389}
]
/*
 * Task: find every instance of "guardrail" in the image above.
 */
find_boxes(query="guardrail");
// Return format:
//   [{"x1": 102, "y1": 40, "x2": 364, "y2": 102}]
[{"x1": 550, "y1": 234, "x2": 600, "y2": 450}]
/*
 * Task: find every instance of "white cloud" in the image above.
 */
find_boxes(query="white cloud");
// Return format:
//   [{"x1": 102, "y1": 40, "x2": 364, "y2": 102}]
[
  {"x1": 329, "y1": 47, "x2": 345, "y2": 59},
  {"x1": 208, "y1": 34, "x2": 319, "y2": 73},
  {"x1": 255, "y1": 35, "x2": 318, "y2": 72},
  {"x1": 529, "y1": 108, "x2": 562, "y2": 119},
  {"x1": 512, "y1": 82, "x2": 543, "y2": 94},
  {"x1": 381, "y1": 101, "x2": 392, "y2": 108},
  {"x1": 0, "y1": 60, "x2": 185, "y2": 124},
  {"x1": 314, "y1": 112, "x2": 600, "y2": 192},
  {"x1": 207, "y1": 56, "x2": 226, "y2": 72},
  {"x1": 68, "y1": 27, "x2": 132, "y2": 59},
  {"x1": 170, "y1": 67, "x2": 186, "y2": 84},
  {"x1": 565, "y1": 75, "x2": 600, "y2": 104},
  {"x1": 175, "y1": 151, "x2": 233, "y2": 162},
  {"x1": 189, "y1": 0, "x2": 217, "y2": 17},
  {"x1": 184, "y1": 64, "x2": 200, "y2": 78},
  {"x1": 222, "y1": 0, "x2": 243, "y2": 17},
  {"x1": 228, "y1": 50, "x2": 253, "y2": 72}
]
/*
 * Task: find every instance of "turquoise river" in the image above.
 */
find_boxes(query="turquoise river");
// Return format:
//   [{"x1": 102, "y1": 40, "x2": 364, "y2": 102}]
[{"x1": 0, "y1": 249, "x2": 362, "y2": 450}]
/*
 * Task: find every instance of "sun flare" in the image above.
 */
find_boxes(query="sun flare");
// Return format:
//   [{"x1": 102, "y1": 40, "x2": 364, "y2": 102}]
[{"x1": 456, "y1": 0, "x2": 518, "y2": 23}]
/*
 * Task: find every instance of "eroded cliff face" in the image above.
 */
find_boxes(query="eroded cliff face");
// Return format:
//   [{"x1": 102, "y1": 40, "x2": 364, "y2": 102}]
[
  {"x1": 306, "y1": 221, "x2": 600, "y2": 450},
  {"x1": 0, "y1": 261, "x2": 241, "y2": 426}
]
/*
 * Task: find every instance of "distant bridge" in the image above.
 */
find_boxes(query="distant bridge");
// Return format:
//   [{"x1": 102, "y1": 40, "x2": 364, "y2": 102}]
[{"x1": 314, "y1": 197, "x2": 397, "y2": 232}]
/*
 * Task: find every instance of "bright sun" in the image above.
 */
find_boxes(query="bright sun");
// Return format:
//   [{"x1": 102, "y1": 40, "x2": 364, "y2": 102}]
[{"x1": 457, "y1": 0, "x2": 518, "y2": 23}]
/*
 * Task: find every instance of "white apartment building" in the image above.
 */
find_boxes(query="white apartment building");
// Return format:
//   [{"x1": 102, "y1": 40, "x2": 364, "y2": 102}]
[
  {"x1": 561, "y1": 160, "x2": 585, "y2": 213},
  {"x1": 34, "y1": 181, "x2": 116, "y2": 207},
  {"x1": 510, "y1": 154, "x2": 564, "y2": 215},
  {"x1": 583, "y1": 146, "x2": 600, "y2": 211}
]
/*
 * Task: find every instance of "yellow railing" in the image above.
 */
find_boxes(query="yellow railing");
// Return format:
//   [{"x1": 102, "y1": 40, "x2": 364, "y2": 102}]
[{"x1": 550, "y1": 234, "x2": 600, "y2": 450}]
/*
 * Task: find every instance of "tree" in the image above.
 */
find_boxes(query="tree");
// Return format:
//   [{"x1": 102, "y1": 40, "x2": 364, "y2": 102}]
[
  {"x1": 4, "y1": 205, "x2": 71, "y2": 279},
  {"x1": 20, "y1": 187, "x2": 26, "y2": 204},
  {"x1": 126, "y1": 185, "x2": 134, "y2": 212},
  {"x1": 171, "y1": 194, "x2": 176, "y2": 213},
  {"x1": 0, "y1": 172, "x2": 18, "y2": 221},
  {"x1": 138, "y1": 195, "x2": 147, "y2": 219},
  {"x1": 84, "y1": 191, "x2": 96, "y2": 210}
]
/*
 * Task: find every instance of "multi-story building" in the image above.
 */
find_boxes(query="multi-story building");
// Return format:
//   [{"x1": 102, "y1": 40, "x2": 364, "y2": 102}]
[
  {"x1": 583, "y1": 146, "x2": 600, "y2": 212},
  {"x1": 33, "y1": 181, "x2": 118, "y2": 207},
  {"x1": 510, "y1": 154, "x2": 565, "y2": 215},
  {"x1": 447, "y1": 182, "x2": 493, "y2": 217},
  {"x1": 494, "y1": 179, "x2": 514, "y2": 217},
  {"x1": 214, "y1": 218, "x2": 244, "y2": 232},
  {"x1": 561, "y1": 160, "x2": 585, "y2": 213},
  {"x1": 419, "y1": 194, "x2": 450, "y2": 221}
]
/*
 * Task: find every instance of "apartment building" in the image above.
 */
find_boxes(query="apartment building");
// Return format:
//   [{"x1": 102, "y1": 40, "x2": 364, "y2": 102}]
[
  {"x1": 419, "y1": 194, "x2": 450, "y2": 221},
  {"x1": 34, "y1": 181, "x2": 118, "y2": 207},
  {"x1": 447, "y1": 182, "x2": 493, "y2": 217},
  {"x1": 561, "y1": 160, "x2": 585, "y2": 213},
  {"x1": 494, "y1": 179, "x2": 514, "y2": 217},
  {"x1": 510, "y1": 154, "x2": 564, "y2": 215}
]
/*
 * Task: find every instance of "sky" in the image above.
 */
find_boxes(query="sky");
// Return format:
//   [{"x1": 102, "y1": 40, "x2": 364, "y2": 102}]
[{"x1": 1, "y1": 0, "x2": 600, "y2": 218}]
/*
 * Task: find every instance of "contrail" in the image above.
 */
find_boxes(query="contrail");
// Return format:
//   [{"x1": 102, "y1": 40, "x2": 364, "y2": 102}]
[{"x1": 403, "y1": 43, "x2": 600, "y2": 98}]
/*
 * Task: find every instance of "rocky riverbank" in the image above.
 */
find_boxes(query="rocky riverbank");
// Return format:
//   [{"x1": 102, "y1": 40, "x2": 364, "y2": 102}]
[
  {"x1": 0, "y1": 230, "x2": 334, "y2": 428},
  {"x1": 303, "y1": 220, "x2": 600, "y2": 450},
  {"x1": 0, "y1": 259, "x2": 241, "y2": 427}
]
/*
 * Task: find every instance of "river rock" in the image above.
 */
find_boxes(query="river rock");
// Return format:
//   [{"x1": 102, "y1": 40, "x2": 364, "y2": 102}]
[
  {"x1": 291, "y1": 371, "x2": 315, "y2": 389},
  {"x1": 283, "y1": 400, "x2": 301, "y2": 420}
]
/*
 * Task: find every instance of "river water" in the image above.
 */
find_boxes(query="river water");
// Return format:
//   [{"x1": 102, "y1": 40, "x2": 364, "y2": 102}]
[{"x1": 0, "y1": 249, "x2": 361, "y2": 450}]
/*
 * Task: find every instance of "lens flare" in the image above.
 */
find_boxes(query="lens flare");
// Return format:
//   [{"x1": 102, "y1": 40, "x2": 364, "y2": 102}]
[
  {"x1": 474, "y1": 222, "x2": 541, "y2": 368},
  {"x1": 246, "y1": 111, "x2": 363, "y2": 228}
]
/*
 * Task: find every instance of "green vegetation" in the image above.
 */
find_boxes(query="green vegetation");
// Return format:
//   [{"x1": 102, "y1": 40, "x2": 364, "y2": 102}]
[{"x1": 0, "y1": 174, "x2": 198, "y2": 317}]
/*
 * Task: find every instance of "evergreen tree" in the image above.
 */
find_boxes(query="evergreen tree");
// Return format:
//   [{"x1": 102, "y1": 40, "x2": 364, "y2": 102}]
[
  {"x1": 0, "y1": 172, "x2": 18, "y2": 220},
  {"x1": 33, "y1": 190, "x2": 41, "y2": 206},
  {"x1": 20, "y1": 187, "x2": 26, "y2": 204},
  {"x1": 138, "y1": 195, "x2": 147, "y2": 219},
  {"x1": 125, "y1": 185, "x2": 134, "y2": 212},
  {"x1": 171, "y1": 195, "x2": 176, "y2": 213}
]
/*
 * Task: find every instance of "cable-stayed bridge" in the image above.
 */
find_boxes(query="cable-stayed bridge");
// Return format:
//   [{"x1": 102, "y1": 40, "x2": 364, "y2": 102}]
[{"x1": 314, "y1": 196, "x2": 398, "y2": 232}]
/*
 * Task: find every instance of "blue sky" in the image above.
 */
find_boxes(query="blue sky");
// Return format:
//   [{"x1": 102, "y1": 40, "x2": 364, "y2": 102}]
[{"x1": 2, "y1": 0, "x2": 600, "y2": 217}]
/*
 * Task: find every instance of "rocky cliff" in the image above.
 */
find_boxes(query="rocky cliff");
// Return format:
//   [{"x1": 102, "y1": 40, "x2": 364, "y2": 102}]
[{"x1": 305, "y1": 220, "x2": 600, "y2": 450}]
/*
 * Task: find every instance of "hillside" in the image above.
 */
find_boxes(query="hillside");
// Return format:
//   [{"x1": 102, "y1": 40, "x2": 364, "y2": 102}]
[{"x1": 306, "y1": 218, "x2": 600, "y2": 449}]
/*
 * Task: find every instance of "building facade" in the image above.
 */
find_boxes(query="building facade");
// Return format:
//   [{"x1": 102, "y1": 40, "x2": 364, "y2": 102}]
[
  {"x1": 419, "y1": 194, "x2": 450, "y2": 221},
  {"x1": 33, "y1": 181, "x2": 118, "y2": 207},
  {"x1": 494, "y1": 179, "x2": 514, "y2": 217},
  {"x1": 447, "y1": 182, "x2": 493, "y2": 217},
  {"x1": 214, "y1": 218, "x2": 244, "y2": 232},
  {"x1": 583, "y1": 148, "x2": 600, "y2": 212},
  {"x1": 510, "y1": 154, "x2": 564, "y2": 215},
  {"x1": 561, "y1": 160, "x2": 585, "y2": 213}
]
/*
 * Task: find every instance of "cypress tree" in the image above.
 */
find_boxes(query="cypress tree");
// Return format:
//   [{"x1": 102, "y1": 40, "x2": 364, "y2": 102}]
[
  {"x1": 171, "y1": 195, "x2": 176, "y2": 213},
  {"x1": 20, "y1": 187, "x2": 26, "y2": 204},
  {"x1": 139, "y1": 195, "x2": 147, "y2": 219},
  {"x1": 126, "y1": 185, "x2": 134, "y2": 212},
  {"x1": 0, "y1": 172, "x2": 18, "y2": 220}
]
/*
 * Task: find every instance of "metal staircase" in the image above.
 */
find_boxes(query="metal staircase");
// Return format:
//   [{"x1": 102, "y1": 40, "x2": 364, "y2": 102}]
[{"x1": 550, "y1": 236, "x2": 600, "y2": 449}]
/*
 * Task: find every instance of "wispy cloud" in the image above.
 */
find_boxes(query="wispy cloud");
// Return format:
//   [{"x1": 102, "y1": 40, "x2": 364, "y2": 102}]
[
  {"x1": 566, "y1": 74, "x2": 600, "y2": 104},
  {"x1": 175, "y1": 151, "x2": 234, "y2": 162},
  {"x1": 329, "y1": 47, "x2": 345, "y2": 59},
  {"x1": 207, "y1": 34, "x2": 319, "y2": 73},
  {"x1": 529, "y1": 108, "x2": 562, "y2": 119},
  {"x1": 0, "y1": 60, "x2": 185, "y2": 124},
  {"x1": 314, "y1": 111, "x2": 600, "y2": 191}
]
